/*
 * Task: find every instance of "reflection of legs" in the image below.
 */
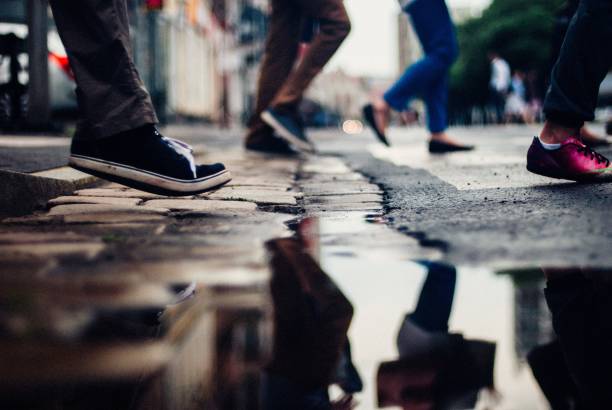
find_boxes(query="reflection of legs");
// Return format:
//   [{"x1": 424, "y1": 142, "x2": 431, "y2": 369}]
[
  {"x1": 49, "y1": 0, "x2": 157, "y2": 140},
  {"x1": 409, "y1": 263, "x2": 457, "y2": 333},
  {"x1": 266, "y1": 238, "x2": 354, "y2": 391},
  {"x1": 270, "y1": 0, "x2": 351, "y2": 111},
  {"x1": 247, "y1": 0, "x2": 302, "y2": 142},
  {"x1": 423, "y1": 75, "x2": 449, "y2": 134}
]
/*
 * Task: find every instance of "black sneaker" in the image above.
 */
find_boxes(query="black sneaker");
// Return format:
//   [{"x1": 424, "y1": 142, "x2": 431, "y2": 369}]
[
  {"x1": 261, "y1": 108, "x2": 315, "y2": 153},
  {"x1": 245, "y1": 135, "x2": 300, "y2": 156},
  {"x1": 362, "y1": 104, "x2": 390, "y2": 146},
  {"x1": 69, "y1": 125, "x2": 232, "y2": 196},
  {"x1": 428, "y1": 139, "x2": 474, "y2": 154}
]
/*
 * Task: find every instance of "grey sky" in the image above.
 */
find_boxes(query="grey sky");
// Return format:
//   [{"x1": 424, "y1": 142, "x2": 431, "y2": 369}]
[{"x1": 328, "y1": 0, "x2": 491, "y2": 78}]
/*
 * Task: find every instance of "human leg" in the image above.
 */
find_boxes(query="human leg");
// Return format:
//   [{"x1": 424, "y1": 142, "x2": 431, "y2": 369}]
[
  {"x1": 527, "y1": 0, "x2": 612, "y2": 181},
  {"x1": 50, "y1": 0, "x2": 231, "y2": 194},
  {"x1": 246, "y1": 0, "x2": 302, "y2": 147},
  {"x1": 49, "y1": 0, "x2": 157, "y2": 140},
  {"x1": 269, "y1": 0, "x2": 351, "y2": 111}
]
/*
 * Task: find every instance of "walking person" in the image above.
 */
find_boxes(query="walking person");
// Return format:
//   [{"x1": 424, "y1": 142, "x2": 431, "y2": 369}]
[
  {"x1": 48, "y1": 0, "x2": 231, "y2": 196},
  {"x1": 362, "y1": 0, "x2": 473, "y2": 154},
  {"x1": 546, "y1": 0, "x2": 609, "y2": 147},
  {"x1": 526, "y1": 0, "x2": 612, "y2": 181},
  {"x1": 245, "y1": 0, "x2": 351, "y2": 155},
  {"x1": 488, "y1": 51, "x2": 511, "y2": 124}
]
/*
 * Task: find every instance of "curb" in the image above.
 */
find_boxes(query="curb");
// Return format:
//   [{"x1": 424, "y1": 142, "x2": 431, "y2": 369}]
[{"x1": 0, "y1": 166, "x2": 100, "y2": 218}]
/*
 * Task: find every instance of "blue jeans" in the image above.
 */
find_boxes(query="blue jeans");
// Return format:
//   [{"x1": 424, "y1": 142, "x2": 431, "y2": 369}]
[{"x1": 384, "y1": 0, "x2": 459, "y2": 133}]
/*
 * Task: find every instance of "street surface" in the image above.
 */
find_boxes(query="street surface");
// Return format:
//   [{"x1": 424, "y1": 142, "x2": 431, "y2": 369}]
[
  {"x1": 0, "y1": 123, "x2": 609, "y2": 409},
  {"x1": 315, "y1": 123, "x2": 612, "y2": 268}
]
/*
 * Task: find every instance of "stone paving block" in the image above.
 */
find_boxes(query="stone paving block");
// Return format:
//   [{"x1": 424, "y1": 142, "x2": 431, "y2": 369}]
[
  {"x1": 305, "y1": 202, "x2": 383, "y2": 213},
  {"x1": 48, "y1": 196, "x2": 143, "y2": 207},
  {"x1": 144, "y1": 199, "x2": 257, "y2": 213},
  {"x1": 63, "y1": 213, "x2": 168, "y2": 224},
  {"x1": 0, "y1": 242, "x2": 105, "y2": 260},
  {"x1": 74, "y1": 188, "x2": 167, "y2": 199},
  {"x1": 2, "y1": 215, "x2": 59, "y2": 225},
  {"x1": 48, "y1": 204, "x2": 169, "y2": 216},
  {"x1": 300, "y1": 173, "x2": 367, "y2": 182},
  {"x1": 226, "y1": 178, "x2": 294, "y2": 189},
  {"x1": 206, "y1": 189, "x2": 299, "y2": 206},
  {"x1": 0, "y1": 232, "x2": 89, "y2": 244},
  {"x1": 300, "y1": 183, "x2": 383, "y2": 196},
  {"x1": 304, "y1": 194, "x2": 383, "y2": 206},
  {"x1": 63, "y1": 258, "x2": 270, "y2": 287},
  {"x1": 302, "y1": 158, "x2": 352, "y2": 174}
]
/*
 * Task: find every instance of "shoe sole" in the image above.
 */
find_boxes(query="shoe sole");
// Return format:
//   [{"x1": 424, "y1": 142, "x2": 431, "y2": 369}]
[
  {"x1": 526, "y1": 162, "x2": 612, "y2": 183},
  {"x1": 69, "y1": 154, "x2": 232, "y2": 196},
  {"x1": 261, "y1": 111, "x2": 315, "y2": 154}
]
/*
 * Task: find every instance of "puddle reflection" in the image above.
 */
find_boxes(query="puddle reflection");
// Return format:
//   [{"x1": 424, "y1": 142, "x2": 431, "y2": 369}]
[{"x1": 1, "y1": 218, "x2": 611, "y2": 410}]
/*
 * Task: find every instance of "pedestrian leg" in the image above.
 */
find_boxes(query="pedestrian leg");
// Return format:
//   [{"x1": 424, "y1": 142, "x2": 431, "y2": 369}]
[
  {"x1": 269, "y1": 0, "x2": 351, "y2": 112},
  {"x1": 48, "y1": 0, "x2": 157, "y2": 139},
  {"x1": 246, "y1": 0, "x2": 303, "y2": 145},
  {"x1": 526, "y1": 0, "x2": 612, "y2": 182}
]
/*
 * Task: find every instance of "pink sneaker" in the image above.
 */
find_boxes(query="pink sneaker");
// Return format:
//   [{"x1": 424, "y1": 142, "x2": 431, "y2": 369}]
[{"x1": 527, "y1": 137, "x2": 612, "y2": 181}]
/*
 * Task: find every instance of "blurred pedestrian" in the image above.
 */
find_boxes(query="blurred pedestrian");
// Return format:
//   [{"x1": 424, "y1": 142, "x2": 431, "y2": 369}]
[
  {"x1": 488, "y1": 51, "x2": 511, "y2": 124},
  {"x1": 49, "y1": 0, "x2": 231, "y2": 196},
  {"x1": 526, "y1": 0, "x2": 612, "y2": 182},
  {"x1": 506, "y1": 71, "x2": 534, "y2": 124},
  {"x1": 245, "y1": 1, "x2": 351, "y2": 155},
  {"x1": 362, "y1": 0, "x2": 473, "y2": 154}
]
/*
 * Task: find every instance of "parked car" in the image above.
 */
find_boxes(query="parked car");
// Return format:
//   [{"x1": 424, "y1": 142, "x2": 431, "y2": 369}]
[{"x1": 0, "y1": 10, "x2": 77, "y2": 127}]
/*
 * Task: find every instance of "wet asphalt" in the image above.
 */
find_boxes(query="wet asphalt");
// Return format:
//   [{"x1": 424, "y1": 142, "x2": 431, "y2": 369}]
[{"x1": 313, "y1": 124, "x2": 612, "y2": 268}]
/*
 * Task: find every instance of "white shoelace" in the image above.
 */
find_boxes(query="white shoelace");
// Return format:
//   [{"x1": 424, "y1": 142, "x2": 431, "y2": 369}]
[{"x1": 163, "y1": 137, "x2": 197, "y2": 178}]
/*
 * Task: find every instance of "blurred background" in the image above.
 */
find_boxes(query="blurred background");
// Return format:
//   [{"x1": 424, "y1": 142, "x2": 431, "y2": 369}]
[{"x1": 0, "y1": 0, "x2": 610, "y2": 132}]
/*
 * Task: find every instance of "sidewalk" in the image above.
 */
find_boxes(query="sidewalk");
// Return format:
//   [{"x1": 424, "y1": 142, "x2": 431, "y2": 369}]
[{"x1": 0, "y1": 125, "x2": 406, "y2": 409}]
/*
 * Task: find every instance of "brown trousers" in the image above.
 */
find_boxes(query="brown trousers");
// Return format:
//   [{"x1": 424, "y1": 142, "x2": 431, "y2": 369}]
[
  {"x1": 49, "y1": 0, "x2": 157, "y2": 140},
  {"x1": 247, "y1": 0, "x2": 351, "y2": 143}
]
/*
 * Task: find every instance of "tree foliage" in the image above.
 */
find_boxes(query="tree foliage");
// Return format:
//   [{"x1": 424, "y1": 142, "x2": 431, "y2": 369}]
[{"x1": 449, "y1": 0, "x2": 566, "y2": 111}]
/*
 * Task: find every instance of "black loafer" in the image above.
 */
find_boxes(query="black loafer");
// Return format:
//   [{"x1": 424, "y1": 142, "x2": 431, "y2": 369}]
[
  {"x1": 245, "y1": 135, "x2": 300, "y2": 156},
  {"x1": 428, "y1": 139, "x2": 474, "y2": 154},
  {"x1": 363, "y1": 104, "x2": 390, "y2": 146},
  {"x1": 70, "y1": 125, "x2": 231, "y2": 196}
]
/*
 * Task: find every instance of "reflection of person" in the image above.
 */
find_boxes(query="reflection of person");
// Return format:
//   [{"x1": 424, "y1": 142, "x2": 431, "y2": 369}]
[
  {"x1": 49, "y1": 0, "x2": 231, "y2": 196},
  {"x1": 377, "y1": 262, "x2": 496, "y2": 410},
  {"x1": 526, "y1": 0, "x2": 612, "y2": 182},
  {"x1": 362, "y1": 0, "x2": 473, "y2": 154},
  {"x1": 488, "y1": 51, "x2": 511, "y2": 124},
  {"x1": 245, "y1": 0, "x2": 351, "y2": 155},
  {"x1": 264, "y1": 237, "x2": 360, "y2": 409},
  {"x1": 535, "y1": 269, "x2": 612, "y2": 409}
]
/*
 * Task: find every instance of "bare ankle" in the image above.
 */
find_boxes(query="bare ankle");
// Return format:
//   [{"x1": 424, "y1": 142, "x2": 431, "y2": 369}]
[{"x1": 540, "y1": 121, "x2": 579, "y2": 144}]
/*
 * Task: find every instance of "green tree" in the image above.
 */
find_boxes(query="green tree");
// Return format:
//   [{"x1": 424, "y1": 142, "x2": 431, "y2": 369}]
[{"x1": 449, "y1": 0, "x2": 566, "y2": 115}]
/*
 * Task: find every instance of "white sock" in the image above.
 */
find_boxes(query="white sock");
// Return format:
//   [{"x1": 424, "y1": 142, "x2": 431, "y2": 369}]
[{"x1": 538, "y1": 137, "x2": 561, "y2": 150}]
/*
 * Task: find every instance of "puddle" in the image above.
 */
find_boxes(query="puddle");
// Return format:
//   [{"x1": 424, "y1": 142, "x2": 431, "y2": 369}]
[
  {"x1": 1, "y1": 211, "x2": 610, "y2": 409},
  {"x1": 261, "y1": 215, "x2": 612, "y2": 410}
]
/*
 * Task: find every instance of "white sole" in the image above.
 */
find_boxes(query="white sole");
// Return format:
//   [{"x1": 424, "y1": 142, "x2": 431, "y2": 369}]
[
  {"x1": 69, "y1": 155, "x2": 232, "y2": 195},
  {"x1": 261, "y1": 111, "x2": 315, "y2": 154}
]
